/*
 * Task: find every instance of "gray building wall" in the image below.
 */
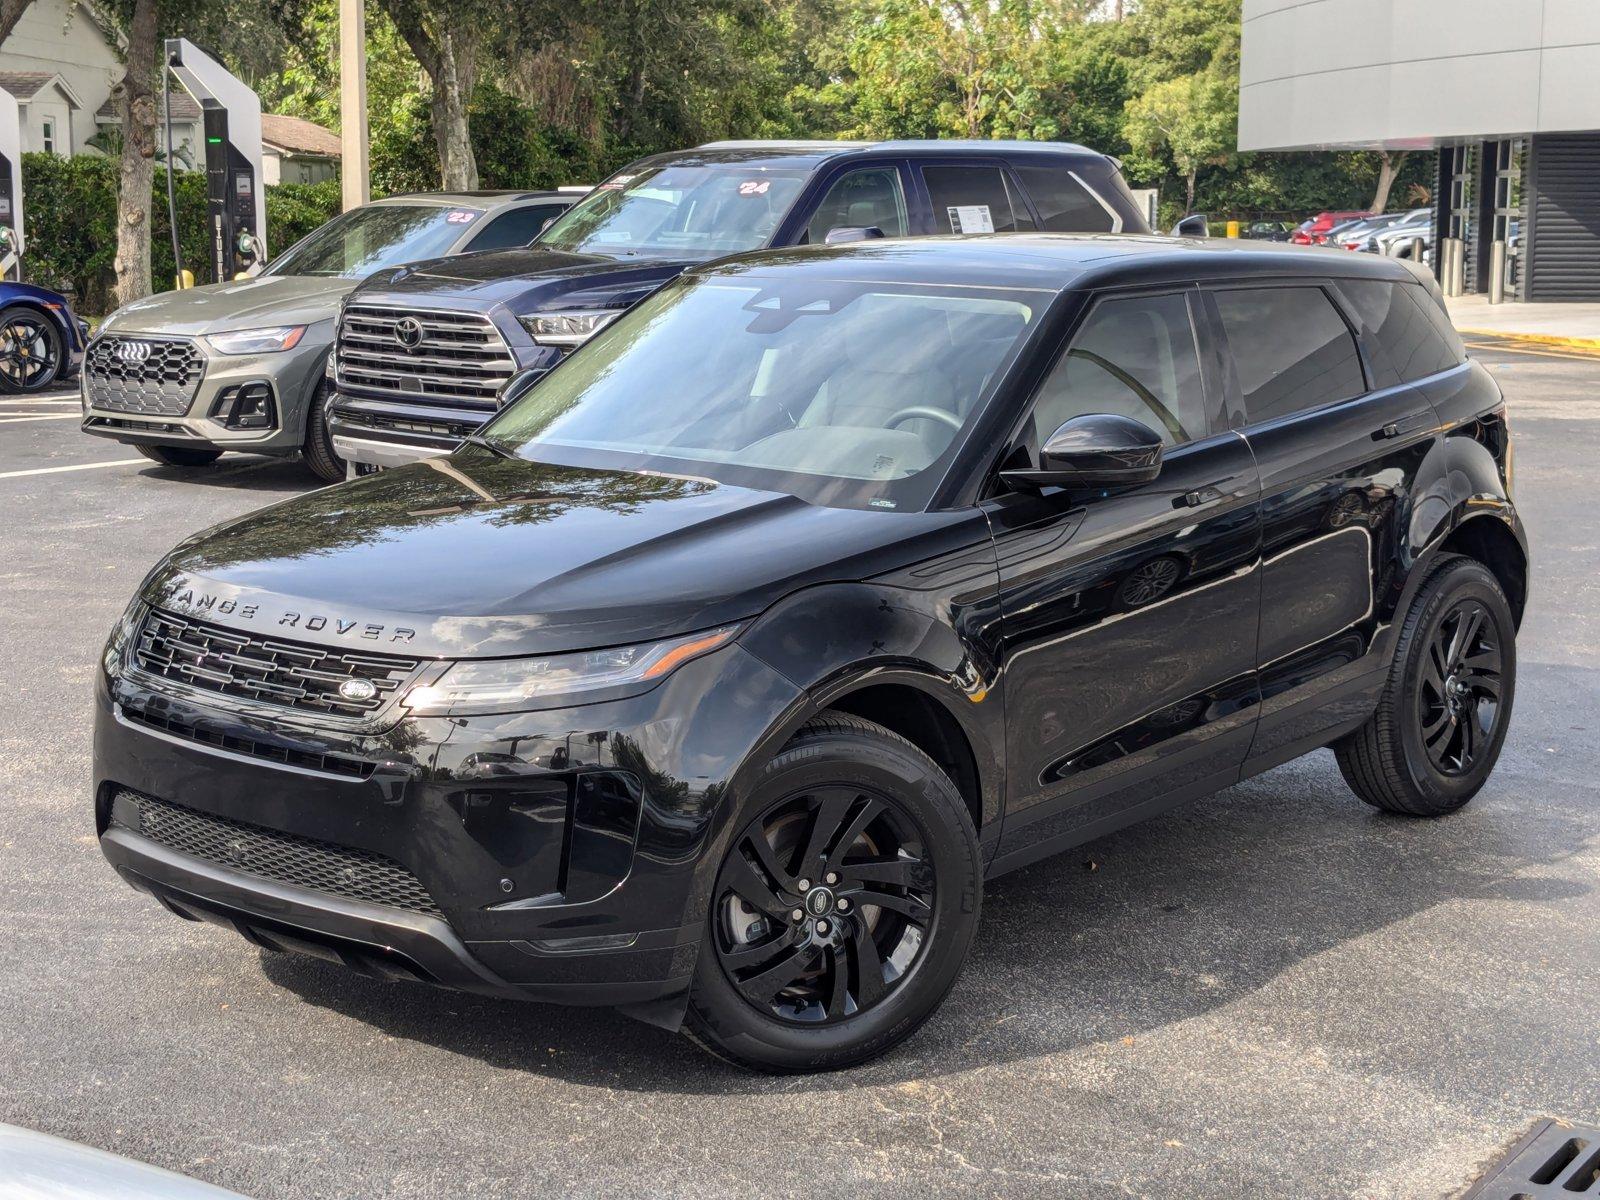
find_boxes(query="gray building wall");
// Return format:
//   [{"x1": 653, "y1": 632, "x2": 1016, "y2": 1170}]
[{"x1": 1240, "y1": 0, "x2": 1600, "y2": 151}]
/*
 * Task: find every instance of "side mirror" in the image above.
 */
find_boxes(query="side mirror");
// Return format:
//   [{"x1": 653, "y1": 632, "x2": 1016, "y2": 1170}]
[
  {"x1": 824, "y1": 225, "x2": 885, "y2": 245},
  {"x1": 1170, "y1": 214, "x2": 1209, "y2": 238},
  {"x1": 497, "y1": 367, "x2": 543, "y2": 410},
  {"x1": 1001, "y1": 413, "x2": 1164, "y2": 491}
]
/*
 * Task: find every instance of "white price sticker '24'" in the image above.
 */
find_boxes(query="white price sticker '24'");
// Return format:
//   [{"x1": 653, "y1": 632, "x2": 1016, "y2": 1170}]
[{"x1": 947, "y1": 204, "x2": 995, "y2": 234}]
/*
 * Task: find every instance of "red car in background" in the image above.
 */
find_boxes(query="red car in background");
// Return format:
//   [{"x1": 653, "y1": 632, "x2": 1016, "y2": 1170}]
[{"x1": 1291, "y1": 210, "x2": 1373, "y2": 245}]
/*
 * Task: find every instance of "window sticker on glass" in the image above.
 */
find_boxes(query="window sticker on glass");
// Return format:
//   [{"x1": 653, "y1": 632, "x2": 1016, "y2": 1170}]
[
  {"x1": 599, "y1": 174, "x2": 637, "y2": 191},
  {"x1": 738, "y1": 180, "x2": 772, "y2": 196},
  {"x1": 947, "y1": 205, "x2": 995, "y2": 234},
  {"x1": 445, "y1": 210, "x2": 478, "y2": 223}
]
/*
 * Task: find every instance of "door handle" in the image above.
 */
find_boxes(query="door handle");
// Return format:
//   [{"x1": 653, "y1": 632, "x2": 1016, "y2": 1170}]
[
  {"x1": 1375, "y1": 412, "x2": 1433, "y2": 441},
  {"x1": 1174, "y1": 475, "x2": 1238, "y2": 509}
]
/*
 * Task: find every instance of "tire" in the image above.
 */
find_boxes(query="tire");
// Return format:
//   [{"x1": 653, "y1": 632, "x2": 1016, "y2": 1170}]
[
  {"x1": 135, "y1": 444, "x2": 223, "y2": 468},
  {"x1": 1335, "y1": 555, "x2": 1516, "y2": 816},
  {"x1": 0, "y1": 305, "x2": 63, "y2": 394},
  {"x1": 684, "y1": 712, "x2": 982, "y2": 1073},
  {"x1": 302, "y1": 381, "x2": 345, "y2": 483}
]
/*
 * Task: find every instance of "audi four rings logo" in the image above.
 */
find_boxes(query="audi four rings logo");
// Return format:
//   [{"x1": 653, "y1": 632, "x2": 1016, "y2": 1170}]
[
  {"x1": 393, "y1": 316, "x2": 425, "y2": 350},
  {"x1": 114, "y1": 340, "x2": 152, "y2": 363}
]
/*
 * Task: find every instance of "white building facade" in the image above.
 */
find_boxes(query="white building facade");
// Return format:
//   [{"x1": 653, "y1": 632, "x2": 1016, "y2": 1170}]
[{"x1": 1240, "y1": 0, "x2": 1600, "y2": 301}]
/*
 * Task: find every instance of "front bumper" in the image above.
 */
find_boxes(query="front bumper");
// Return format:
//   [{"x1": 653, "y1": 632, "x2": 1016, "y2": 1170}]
[
  {"x1": 93, "y1": 642, "x2": 809, "y2": 1011},
  {"x1": 327, "y1": 391, "x2": 517, "y2": 470},
  {"x1": 80, "y1": 335, "x2": 329, "y2": 455}
]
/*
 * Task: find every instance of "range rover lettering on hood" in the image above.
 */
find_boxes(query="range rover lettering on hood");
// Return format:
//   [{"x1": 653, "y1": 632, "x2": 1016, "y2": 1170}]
[{"x1": 163, "y1": 588, "x2": 417, "y2": 643}]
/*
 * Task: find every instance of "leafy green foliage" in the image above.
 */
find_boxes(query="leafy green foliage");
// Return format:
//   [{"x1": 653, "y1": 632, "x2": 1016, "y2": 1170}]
[{"x1": 20, "y1": 154, "x2": 340, "y2": 313}]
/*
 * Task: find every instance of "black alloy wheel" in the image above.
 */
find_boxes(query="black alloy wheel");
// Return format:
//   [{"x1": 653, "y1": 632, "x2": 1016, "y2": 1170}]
[
  {"x1": 1417, "y1": 598, "x2": 1503, "y2": 777},
  {"x1": 713, "y1": 786, "x2": 935, "y2": 1025},
  {"x1": 0, "y1": 307, "x2": 62, "y2": 394},
  {"x1": 1335, "y1": 554, "x2": 1517, "y2": 816},
  {"x1": 684, "y1": 713, "x2": 981, "y2": 1072}
]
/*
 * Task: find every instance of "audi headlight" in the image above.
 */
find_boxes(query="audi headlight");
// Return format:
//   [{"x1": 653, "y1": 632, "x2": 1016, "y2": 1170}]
[
  {"x1": 205, "y1": 325, "x2": 307, "y2": 355},
  {"x1": 519, "y1": 309, "x2": 621, "y2": 348},
  {"x1": 402, "y1": 626, "x2": 740, "y2": 716}
]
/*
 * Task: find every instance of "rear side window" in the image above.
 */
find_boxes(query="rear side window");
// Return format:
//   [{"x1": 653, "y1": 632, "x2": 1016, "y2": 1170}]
[
  {"x1": 1214, "y1": 286, "x2": 1367, "y2": 423},
  {"x1": 1338, "y1": 279, "x2": 1464, "y2": 386},
  {"x1": 1015, "y1": 166, "x2": 1117, "y2": 233},
  {"x1": 1029, "y1": 293, "x2": 1206, "y2": 448},
  {"x1": 920, "y1": 165, "x2": 1036, "y2": 234},
  {"x1": 469, "y1": 204, "x2": 569, "y2": 251}
]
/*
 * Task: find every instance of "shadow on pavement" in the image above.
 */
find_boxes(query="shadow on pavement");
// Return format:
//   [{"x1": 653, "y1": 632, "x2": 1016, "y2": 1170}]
[
  {"x1": 132, "y1": 456, "x2": 325, "y2": 496},
  {"x1": 257, "y1": 750, "x2": 1593, "y2": 1094}
]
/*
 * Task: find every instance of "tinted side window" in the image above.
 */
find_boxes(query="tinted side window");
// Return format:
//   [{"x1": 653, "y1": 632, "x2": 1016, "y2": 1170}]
[
  {"x1": 1029, "y1": 293, "x2": 1206, "y2": 449},
  {"x1": 1339, "y1": 279, "x2": 1463, "y2": 385},
  {"x1": 469, "y1": 204, "x2": 569, "y2": 251},
  {"x1": 1016, "y1": 166, "x2": 1116, "y2": 233},
  {"x1": 1214, "y1": 286, "x2": 1366, "y2": 423},
  {"x1": 921, "y1": 165, "x2": 1036, "y2": 234},
  {"x1": 802, "y1": 167, "x2": 908, "y2": 244}
]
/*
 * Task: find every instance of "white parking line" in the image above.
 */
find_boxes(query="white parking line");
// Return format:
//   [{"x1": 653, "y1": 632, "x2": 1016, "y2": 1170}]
[
  {"x1": 0, "y1": 398, "x2": 78, "y2": 406},
  {"x1": 0, "y1": 413, "x2": 80, "y2": 423},
  {"x1": 0, "y1": 458, "x2": 144, "y2": 480}
]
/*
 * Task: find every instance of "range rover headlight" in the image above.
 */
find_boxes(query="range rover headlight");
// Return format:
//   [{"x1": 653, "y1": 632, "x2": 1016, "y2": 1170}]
[
  {"x1": 519, "y1": 309, "x2": 621, "y2": 347},
  {"x1": 103, "y1": 598, "x2": 147, "y2": 677},
  {"x1": 402, "y1": 626, "x2": 740, "y2": 716},
  {"x1": 205, "y1": 325, "x2": 307, "y2": 355}
]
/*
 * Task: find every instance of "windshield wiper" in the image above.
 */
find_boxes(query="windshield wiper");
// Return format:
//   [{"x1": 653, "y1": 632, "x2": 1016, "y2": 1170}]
[{"x1": 459, "y1": 432, "x2": 521, "y2": 460}]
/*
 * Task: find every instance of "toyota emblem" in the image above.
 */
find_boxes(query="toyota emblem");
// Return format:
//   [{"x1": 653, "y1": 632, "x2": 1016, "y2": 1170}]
[
  {"x1": 338, "y1": 678, "x2": 379, "y2": 703},
  {"x1": 393, "y1": 316, "x2": 425, "y2": 350},
  {"x1": 114, "y1": 339, "x2": 152, "y2": 363}
]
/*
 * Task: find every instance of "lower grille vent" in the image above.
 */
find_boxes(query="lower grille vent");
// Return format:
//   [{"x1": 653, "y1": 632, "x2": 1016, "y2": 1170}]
[
  {"x1": 113, "y1": 790, "x2": 442, "y2": 916},
  {"x1": 1465, "y1": 1119, "x2": 1600, "y2": 1198}
]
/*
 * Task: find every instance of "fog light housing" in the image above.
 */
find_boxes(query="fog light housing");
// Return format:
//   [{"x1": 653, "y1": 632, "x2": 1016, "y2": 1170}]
[{"x1": 210, "y1": 382, "x2": 277, "y2": 431}]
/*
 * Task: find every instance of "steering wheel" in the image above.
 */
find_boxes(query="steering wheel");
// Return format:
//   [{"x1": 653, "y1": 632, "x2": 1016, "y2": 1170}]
[{"x1": 886, "y1": 405, "x2": 963, "y2": 432}]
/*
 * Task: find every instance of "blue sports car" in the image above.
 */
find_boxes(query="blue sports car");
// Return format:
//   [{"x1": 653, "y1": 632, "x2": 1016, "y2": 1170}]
[{"x1": 0, "y1": 279, "x2": 88, "y2": 393}]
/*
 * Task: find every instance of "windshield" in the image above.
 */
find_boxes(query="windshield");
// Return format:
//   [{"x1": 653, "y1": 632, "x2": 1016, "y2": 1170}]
[
  {"x1": 264, "y1": 204, "x2": 483, "y2": 278},
  {"x1": 483, "y1": 273, "x2": 1046, "y2": 510},
  {"x1": 534, "y1": 166, "x2": 810, "y2": 260}
]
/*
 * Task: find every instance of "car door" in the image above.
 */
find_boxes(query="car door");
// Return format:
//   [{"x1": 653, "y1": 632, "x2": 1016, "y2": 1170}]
[
  {"x1": 1204, "y1": 280, "x2": 1441, "y2": 772},
  {"x1": 983, "y1": 286, "x2": 1263, "y2": 871}
]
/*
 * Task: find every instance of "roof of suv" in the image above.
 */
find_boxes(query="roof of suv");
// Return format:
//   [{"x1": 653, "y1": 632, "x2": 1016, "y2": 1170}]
[
  {"x1": 695, "y1": 234, "x2": 1432, "y2": 293},
  {"x1": 629, "y1": 139, "x2": 1105, "y2": 171},
  {"x1": 370, "y1": 189, "x2": 582, "y2": 208}
]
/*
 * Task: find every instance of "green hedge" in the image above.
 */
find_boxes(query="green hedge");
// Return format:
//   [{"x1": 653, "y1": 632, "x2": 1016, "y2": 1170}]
[{"x1": 19, "y1": 153, "x2": 341, "y2": 316}]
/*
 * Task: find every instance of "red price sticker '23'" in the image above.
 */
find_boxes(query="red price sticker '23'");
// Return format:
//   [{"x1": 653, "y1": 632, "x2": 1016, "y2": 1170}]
[{"x1": 737, "y1": 180, "x2": 772, "y2": 196}]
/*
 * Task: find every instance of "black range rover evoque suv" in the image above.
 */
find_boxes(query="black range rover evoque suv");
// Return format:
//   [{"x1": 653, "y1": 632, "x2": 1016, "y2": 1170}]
[{"x1": 95, "y1": 236, "x2": 1526, "y2": 1072}]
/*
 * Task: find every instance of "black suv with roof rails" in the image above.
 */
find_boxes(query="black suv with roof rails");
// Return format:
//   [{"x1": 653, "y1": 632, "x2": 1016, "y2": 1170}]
[
  {"x1": 97, "y1": 235, "x2": 1525, "y2": 1072},
  {"x1": 326, "y1": 139, "x2": 1149, "y2": 471}
]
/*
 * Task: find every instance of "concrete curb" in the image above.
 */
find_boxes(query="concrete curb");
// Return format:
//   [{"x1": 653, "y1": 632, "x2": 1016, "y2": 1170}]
[{"x1": 1458, "y1": 328, "x2": 1600, "y2": 351}]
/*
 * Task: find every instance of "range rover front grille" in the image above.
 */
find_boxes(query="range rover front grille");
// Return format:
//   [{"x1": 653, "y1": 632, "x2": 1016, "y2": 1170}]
[
  {"x1": 85, "y1": 336, "x2": 205, "y2": 415},
  {"x1": 134, "y1": 608, "x2": 421, "y2": 719},
  {"x1": 113, "y1": 790, "x2": 442, "y2": 915},
  {"x1": 336, "y1": 304, "x2": 515, "y2": 411}
]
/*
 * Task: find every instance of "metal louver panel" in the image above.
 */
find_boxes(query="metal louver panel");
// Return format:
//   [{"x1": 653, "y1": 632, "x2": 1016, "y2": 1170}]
[{"x1": 1525, "y1": 134, "x2": 1600, "y2": 302}]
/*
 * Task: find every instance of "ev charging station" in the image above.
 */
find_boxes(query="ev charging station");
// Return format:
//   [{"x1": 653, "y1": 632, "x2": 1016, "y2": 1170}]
[
  {"x1": 0, "y1": 85, "x2": 24, "y2": 280},
  {"x1": 165, "y1": 38, "x2": 266, "y2": 283}
]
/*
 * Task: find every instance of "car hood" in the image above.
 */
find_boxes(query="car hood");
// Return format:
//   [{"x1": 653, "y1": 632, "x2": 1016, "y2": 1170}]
[
  {"x1": 103, "y1": 275, "x2": 356, "y2": 337},
  {"x1": 145, "y1": 453, "x2": 970, "y2": 659},
  {"x1": 361, "y1": 248, "x2": 694, "y2": 310}
]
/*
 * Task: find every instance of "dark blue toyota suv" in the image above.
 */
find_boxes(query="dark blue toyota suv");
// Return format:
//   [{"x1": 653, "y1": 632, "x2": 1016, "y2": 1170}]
[{"x1": 327, "y1": 139, "x2": 1150, "y2": 470}]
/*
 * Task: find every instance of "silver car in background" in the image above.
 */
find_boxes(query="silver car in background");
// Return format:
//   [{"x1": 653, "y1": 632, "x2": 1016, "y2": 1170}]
[{"x1": 79, "y1": 190, "x2": 582, "y2": 481}]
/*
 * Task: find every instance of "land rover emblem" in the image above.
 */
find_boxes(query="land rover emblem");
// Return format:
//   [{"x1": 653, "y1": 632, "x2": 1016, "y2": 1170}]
[
  {"x1": 393, "y1": 316, "x2": 425, "y2": 350},
  {"x1": 339, "y1": 678, "x2": 379, "y2": 703}
]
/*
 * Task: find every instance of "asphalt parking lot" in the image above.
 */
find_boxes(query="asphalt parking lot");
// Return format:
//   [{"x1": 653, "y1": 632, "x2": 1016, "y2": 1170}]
[{"x1": 2, "y1": 339, "x2": 1597, "y2": 1199}]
